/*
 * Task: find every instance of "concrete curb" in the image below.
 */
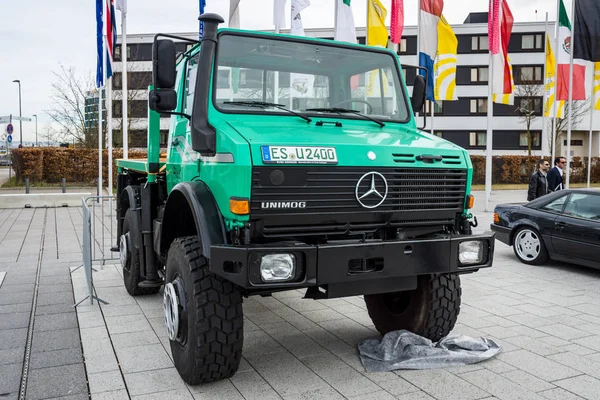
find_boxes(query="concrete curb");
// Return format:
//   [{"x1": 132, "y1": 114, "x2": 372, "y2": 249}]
[{"x1": 0, "y1": 192, "x2": 92, "y2": 208}]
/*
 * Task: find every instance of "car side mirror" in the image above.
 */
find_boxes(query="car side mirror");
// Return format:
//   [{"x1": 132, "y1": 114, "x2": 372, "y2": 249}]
[{"x1": 411, "y1": 75, "x2": 426, "y2": 114}]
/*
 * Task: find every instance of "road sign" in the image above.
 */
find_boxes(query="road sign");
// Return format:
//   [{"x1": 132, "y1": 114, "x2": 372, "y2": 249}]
[
  {"x1": 7, "y1": 124, "x2": 13, "y2": 134},
  {"x1": 7, "y1": 135, "x2": 12, "y2": 143}
]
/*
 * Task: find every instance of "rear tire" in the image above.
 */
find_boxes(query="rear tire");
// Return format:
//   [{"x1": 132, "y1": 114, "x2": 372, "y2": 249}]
[
  {"x1": 364, "y1": 274, "x2": 461, "y2": 342},
  {"x1": 165, "y1": 236, "x2": 244, "y2": 385},
  {"x1": 121, "y1": 209, "x2": 160, "y2": 296}
]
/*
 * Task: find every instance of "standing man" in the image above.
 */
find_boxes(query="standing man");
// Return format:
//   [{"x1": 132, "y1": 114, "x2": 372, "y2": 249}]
[
  {"x1": 527, "y1": 159, "x2": 549, "y2": 201},
  {"x1": 547, "y1": 156, "x2": 566, "y2": 192}
]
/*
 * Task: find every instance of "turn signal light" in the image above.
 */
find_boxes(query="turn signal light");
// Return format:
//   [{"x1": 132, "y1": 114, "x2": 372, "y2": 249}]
[
  {"x1": 230, "y1": 198, "x2": 250, "y2": 215},
  {"x1": 466, "y1": 195, "x2": 475, "y2": 209},
  {"x1": 493, "y1": 212, "x2": 500, "y2": 224}
]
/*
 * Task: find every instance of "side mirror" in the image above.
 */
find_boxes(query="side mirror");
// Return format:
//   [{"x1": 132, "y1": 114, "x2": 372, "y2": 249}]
[
  {"x1": 154, "y1": 39, "x2": 176, "y2": 89},
  {"x1": 411, "y1": 75, "x2": 427, "y2": 114},
  {"x1": 149, "y1": 89, "x2": 178, "y2": 112}
]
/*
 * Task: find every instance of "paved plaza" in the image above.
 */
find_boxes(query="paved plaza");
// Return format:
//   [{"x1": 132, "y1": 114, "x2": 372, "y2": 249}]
[{"x1": 1, "y1": 190, "x2": 600, "y2": 399}]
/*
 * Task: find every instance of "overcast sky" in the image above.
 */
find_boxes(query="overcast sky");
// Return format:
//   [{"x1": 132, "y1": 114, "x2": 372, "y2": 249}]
[{"x1": 0, "y1": 0, "x2": 566, "y2": 144}]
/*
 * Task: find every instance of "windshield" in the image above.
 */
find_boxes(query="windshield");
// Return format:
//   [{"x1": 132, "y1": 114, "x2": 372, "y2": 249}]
[{"x1": 212, "y1": 32, "x2": 411, "y2": 123}]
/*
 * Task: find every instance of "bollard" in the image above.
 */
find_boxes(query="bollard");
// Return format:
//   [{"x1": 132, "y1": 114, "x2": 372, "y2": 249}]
[
  {"x1": 25, "y1": 178, "x2": 30, "y2": 194},
  {"x1": 62, "y1": 178, "x2": 66, "y2": 193}
]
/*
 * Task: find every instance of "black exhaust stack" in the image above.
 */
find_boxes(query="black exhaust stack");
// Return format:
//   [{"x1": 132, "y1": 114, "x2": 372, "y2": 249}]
[{"x1": 191, "y1": 13, "x2": 225, "y2": 156}]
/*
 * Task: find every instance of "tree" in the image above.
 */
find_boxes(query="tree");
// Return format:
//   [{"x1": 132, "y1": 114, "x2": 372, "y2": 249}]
[
  {"x1": 513, "y1": 82, "x2": 544, "y2": 156},
  {"x1": 45, "y1": 64, "x2": 101, "y2": 148},
  {"x1": 545, "y1": 100, "x2": 590, "y2": 157}
]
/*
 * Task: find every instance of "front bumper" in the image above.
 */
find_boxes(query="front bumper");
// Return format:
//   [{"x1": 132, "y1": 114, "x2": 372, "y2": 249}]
[
  {"x1": 490, "y1": 224, "x2": 512, "y2": 246},
  {"x1": 209, "y1": 232, "x2": 495, "y2": 293}
]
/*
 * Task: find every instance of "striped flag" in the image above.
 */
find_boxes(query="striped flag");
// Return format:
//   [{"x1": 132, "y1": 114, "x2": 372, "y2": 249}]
[
  {"x1": 492, "y1": 58, "x2": 514, "y2": 105},
  {"x1": 105, "y1": 0, "x2": 117, "y2": 80},
  {"x1": 390, "y1": 0, "x2": 404, "y2": 44},
  {"x1": 419, "y1": 0, "x2": 444, "y2": 102},
  {"x1": 488, "y1": 0, "x2": 514, "y2": 95},
  {"x1": 556, "y1": 0, "x2": 586, "y2": 101},
  {"x1": 594, "y1": 63, "x2": 600, "y2": 110},
  {"x1": 96, "y1": 0, "x2": 103, "y2": 88},
  {"x1": 434, "y1": 15, "x2": 458, "y2": 101},
  {"x1": 335, "y1": 0, "x2": 357, "y2": 43}
]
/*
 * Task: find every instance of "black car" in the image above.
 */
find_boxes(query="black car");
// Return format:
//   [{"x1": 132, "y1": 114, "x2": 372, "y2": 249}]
[{"x1": 491, "y1": 189, "x2": 600, "y2": 269}]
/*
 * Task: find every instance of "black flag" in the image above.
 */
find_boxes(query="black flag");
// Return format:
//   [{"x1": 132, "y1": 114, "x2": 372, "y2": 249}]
[{"x1": 573, "y1": 0, "x2": 600, "y2": 62}]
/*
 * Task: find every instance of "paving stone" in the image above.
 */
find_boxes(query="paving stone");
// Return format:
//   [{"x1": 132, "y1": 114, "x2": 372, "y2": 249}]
[
  {"x1": 554, "y1": 375, "x2": 600, "y2": 400},
  {"x1": 396, "y1": 370, "x2": 489, "y2": 400},
  {"x1": 131, "y1": 389, "x2": 194, "y2": 400},
  {"x1": 26, "y1": 364, "x2": 88, "y2": 400},
  {"x1": 31, "y1": 328, "x2": 80, "y2": 353},
  {"x1": 0, "y1": 312, "x2": 30, "y2": 330},
  {"x1": 546, "y1": 352, "x2": 600, "y2": 380},
  {"x1": 540, "y1": 388, "x2": 586, "y2": 400},
  {"x1": 246, "y1": 350, "x2": 330, "y2": 397},
  {"x1": 346, "y1": 391, "x2": 397, "y2": 400},
  {"x1": 88, "y1": 370, "x2": 126, "y2": 394},
  {"x1": 536, "y1": 324, "x2": 594, "y2": 341},
  {"x1": 36, "y1": 283, "x2": 73, "y2": 294},
  {"x1": 187, "y1": 378, "x2": 245, "y2": 399},
  {"x1": 230, "y1": 370, "x2": 284, "y2": 400},
  {"x1": 33, "y1": 312, "x2": 78, "y2": 332},
  {"x1": 460, "y1": 369, "x2": 546, "y2": 400},
  {"x1": 0, "y1": 283, "x2": 35, "y2": 294},
  {"x1": 572, "y1": 336, "x2": 600, "y2": 353},
  {"x1": 0, "y1": 302, "x2": 31, "y2": 315},
  {"x1": 0, "y1": 328, "x2": 27, "y2": 351},
  {"x1": 110, "y1": 330, "x2": 160, "y2": 349},
  {"x1": 395, "y1": 392, "x2": 437, "y2": 400},
  {"x1": 500, "y1": 370, "x2": 556, "y2": 393},
  {"x1": 124, "y1": 368, "x2": 189, "y2": 397},
  {"x1": 0, "y1": 363, "x2": 22, "y2": 395},
  {"x1": 0, "y1": 291, "x2": 33, "y2": 305},
  {"x1": 30, "y1": 347, "x2": 83, "y2": 370},
  {"x1": 242, "y1": 330, "x2": 286, "y2": 358},
  {"x1": 35, "y1": 303, "x2": 76, "y2": 316},
  {"x1": 499, "y1": 350, "x2": 581, "y2": 382},
  {"x1": 0, "y1": 348, "x2": 24, "y2": 367},
  {"x1": 36, "y1": 291, "x2": 74, "y2": 306},
  {"x1": 104, "y1": 314, "x2": 152, "y2": 334},
  {"x1": 282, "y1": 387, "x2": 345, "y2": 400},
  {"x1": 114, "y1": 343, "x2": 173, "y2": 374}
]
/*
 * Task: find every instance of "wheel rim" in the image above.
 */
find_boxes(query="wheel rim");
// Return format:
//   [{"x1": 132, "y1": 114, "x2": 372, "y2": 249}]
[
  {"x1": 119, "y1": 233, "x2": 129, "y2": 270},
  {"x1": 163, "y1": 276, "x2": 187, "y2": 343},
  {"x1": 515, "y1": 229, "x2": 541, "y2": 261},
  {"x1": 381, "y1": 291, "x2": 413, "y2": 316}
]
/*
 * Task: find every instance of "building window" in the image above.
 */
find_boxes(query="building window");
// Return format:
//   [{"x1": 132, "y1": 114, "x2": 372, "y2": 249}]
[
  {"x1": 400, "y1": 38, "x2": 407, "y2": 52},
  {"x1": 522, "y1": 34, "x2": 543, "y2": 50},
  {"x1": 470, "y1": 132, "x2": 486, "y2": 147},
  {"x1": 563, "y1": 139, "x2": 584, "y2": 146},
  {"x1": 518, "y1": 66, "x2": 543, "y2": 83},
  {"x1": 520, "y1": 132, "x2": 541, "y2": 147},
  {"x1": 470, "y1": 99, "x2": 487, "y2": 114},
  {"x1": 518, "y1": 98, "x2": 543, "y2": 114},
  {"x1": 433, "y1": 132, "x2": 443, "y2": 138},
  {"x1": 470, "y1": 67, "x2": 489, "y2": 83},
  {"x1": 471, "y1": 36, "x2": 489, "y2": 51},
  {"x1": 425, "y1": 100, "x2": 443, "y2": 114}
]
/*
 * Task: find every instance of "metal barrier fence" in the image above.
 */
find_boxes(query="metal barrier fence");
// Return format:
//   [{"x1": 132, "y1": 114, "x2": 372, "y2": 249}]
[{"x1": 73, "y1": 195, "x2": 118, "y2": 306}]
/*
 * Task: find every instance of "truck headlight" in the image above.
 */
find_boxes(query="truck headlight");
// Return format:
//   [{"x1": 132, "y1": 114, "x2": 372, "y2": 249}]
[
  {"x1": 458, "y1": 240, "x2": 484, "y2": 265},
  {"x1": 260, "y1": 254, "x2": 296, "y2": 282}
]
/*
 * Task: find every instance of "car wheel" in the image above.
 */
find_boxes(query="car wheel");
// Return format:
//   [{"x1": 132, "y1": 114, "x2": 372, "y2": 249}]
[{"x1": 512, "y1": 227, "x2": 549, "y2": 265}]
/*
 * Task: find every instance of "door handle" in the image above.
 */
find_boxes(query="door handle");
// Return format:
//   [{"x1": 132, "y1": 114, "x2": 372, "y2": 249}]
[{"x1": 555, "y1": 221, "x2": 566, "y2": 226}]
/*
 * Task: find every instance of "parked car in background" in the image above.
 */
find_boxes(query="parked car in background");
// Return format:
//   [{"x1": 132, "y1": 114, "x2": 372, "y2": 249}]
[
  {"x1": 0, "y1": 149, "x2": 11, "y2": 166},
  {"x1": 491, "y1": 189, "x2": 600, "y2": 269}
]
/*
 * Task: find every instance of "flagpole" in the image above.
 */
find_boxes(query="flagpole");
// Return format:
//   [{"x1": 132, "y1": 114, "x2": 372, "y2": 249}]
[
  {"x1": 416, "y1": 1, "x2": 421, "y2": 122},
  {"x1": 121, "y1": 7, "x2": 128, "y2": 159},
  {"x1": 566, "y1": 0, "x2": 576, "y2": 189},
  {"x1": 552, "y1": 0, "x2": 561, "y2": 162},
  {"x1": 543, "y1": 12, "x2": 549, "y2": 156},
  {"x1": 588, "y1": 69, "x2": 594, "y2": 188},
  {"x1": 99, "y1": 0, "x2": 106, "y2": 198},
  {"x1": 485, "y1": 2, "x2": 494, "y2": 212}
]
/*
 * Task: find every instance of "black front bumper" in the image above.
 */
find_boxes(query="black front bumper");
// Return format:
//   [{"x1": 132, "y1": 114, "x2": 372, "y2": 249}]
[
  {"x1": 490, "y1": 224, "x2": 512, "y2": 246},
  {"x1": 209, "y1": 232, "x2": 495, "y2": 295}
]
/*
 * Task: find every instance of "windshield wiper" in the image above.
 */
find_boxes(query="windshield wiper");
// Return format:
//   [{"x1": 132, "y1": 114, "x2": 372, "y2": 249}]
[
  {"x1": 304, "y1": 107, "x2": 385, "y2": 128},
  {"x1": 223, "y1": 101, "x2": 312, "y2": 123}
]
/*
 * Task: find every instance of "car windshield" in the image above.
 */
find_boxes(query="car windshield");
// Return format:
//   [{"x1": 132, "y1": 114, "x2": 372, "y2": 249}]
[{"x1": 212, "y1": 32, "x2": 410, "y2": 123}]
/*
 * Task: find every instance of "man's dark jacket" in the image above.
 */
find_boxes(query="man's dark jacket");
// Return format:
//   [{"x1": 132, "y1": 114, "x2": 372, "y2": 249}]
[
  {"x1": 528, "y1": 171, "x2": 548, "y2": 201},
  {"x1": 547, "y1": 166, "x2": 563, "y2": 192}
]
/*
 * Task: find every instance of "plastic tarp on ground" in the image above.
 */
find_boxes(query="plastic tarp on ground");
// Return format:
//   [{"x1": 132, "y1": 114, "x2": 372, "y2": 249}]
[{"x1": 358, "y1": 330, "x2": 502, "y2": 373}]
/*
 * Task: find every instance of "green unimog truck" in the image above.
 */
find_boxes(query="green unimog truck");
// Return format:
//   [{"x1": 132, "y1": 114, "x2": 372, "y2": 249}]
[{"x1": 114, "y1": 13, "x2": 495, "y2": 385}]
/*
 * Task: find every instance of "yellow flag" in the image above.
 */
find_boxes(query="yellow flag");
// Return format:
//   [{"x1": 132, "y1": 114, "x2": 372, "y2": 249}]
[
  {"x1": 493, "y1": 57, "x2": 514, "y2": 105},
  {"x1": 543, "y1": 33, "x2": 565, "y2": 118},
  {"x1": 367, "y1": 0, "x2": 388, "y2": 48},
  {"x1": 594, "y1": 62, "x2": 600, "y2": 111},
  {"x1": 434, "y1": 16, "x2": 458, "y2": 101}
]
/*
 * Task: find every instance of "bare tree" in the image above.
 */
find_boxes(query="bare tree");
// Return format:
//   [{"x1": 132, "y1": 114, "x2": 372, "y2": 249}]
[
  {"x1": 545, "y1": 100, "x2": 590, "y2": 157},
  {"x1": 44, "y1": 64, "x2": 100, "y2": 148},
  {"x1": 41, "y1": 123, "x2": 63, "y2": 147},
  {"x1": 514, "y1": 82, "x2": 544, "y2": 156}
]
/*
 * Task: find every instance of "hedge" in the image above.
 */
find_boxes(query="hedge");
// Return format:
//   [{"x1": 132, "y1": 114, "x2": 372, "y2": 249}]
[{"x1": 9, "y1": 148, "x2": 600, "y2": 186}]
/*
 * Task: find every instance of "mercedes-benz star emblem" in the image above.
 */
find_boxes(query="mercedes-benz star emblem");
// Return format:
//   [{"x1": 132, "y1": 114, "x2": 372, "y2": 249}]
[{"x1": 355, "y1": 172, "x2": 388, "y2": 209}]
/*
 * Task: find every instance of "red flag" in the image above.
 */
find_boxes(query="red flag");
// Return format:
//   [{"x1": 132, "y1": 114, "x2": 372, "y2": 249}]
[
  {"x1": 390, "y1": 0, "x2": 404, "y2": 44},
  {"x1": 488, "y1": 0, "x2": 514, "y2": 95}
]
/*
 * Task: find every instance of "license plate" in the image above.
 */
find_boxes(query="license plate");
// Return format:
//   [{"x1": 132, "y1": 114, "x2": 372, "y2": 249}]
[{"x1": 261, "y1": 146, "x2": 338, "y2": 164}]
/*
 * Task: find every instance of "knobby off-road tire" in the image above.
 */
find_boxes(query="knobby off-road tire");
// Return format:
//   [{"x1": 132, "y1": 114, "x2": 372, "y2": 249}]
[
  {"x1": 364, "y1": 274, "x2": 461, "y2": 342},
  {"x1": 166, "y1": 236, "x2": 244, "y2": 385},
  {"x1": 122, "y1": 209, "x2": 161, "y2": 296}
]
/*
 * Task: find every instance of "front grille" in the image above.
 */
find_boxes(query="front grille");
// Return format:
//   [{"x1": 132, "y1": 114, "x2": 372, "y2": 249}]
[
  {"x1": 250, "y1": 167, "x2": 467, "y2": 238},
  {"x1": 251, "y1": 167, "x2": 467, "y2": 214}
]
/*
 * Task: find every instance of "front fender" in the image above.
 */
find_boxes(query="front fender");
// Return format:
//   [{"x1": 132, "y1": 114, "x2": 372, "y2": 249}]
[{"x1": 160, "y1": 181, "x2": 228, "y2": 258}]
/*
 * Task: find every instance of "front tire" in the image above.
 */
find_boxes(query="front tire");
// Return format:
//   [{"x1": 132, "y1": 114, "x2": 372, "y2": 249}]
[
  {"x1": 512, "y1": 226, "x2": 548, "y2": 265},
  {"x1": 364, "y1": 274, "x2": 461, "y2": 342},
  {"x1": 164, "y1": 236, "x2": 244, "y2": 385}
]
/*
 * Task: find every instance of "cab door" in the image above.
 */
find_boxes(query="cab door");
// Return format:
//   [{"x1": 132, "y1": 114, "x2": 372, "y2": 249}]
[{"x1": 552, "y1": 193, "x2": 600, "y2": 264}]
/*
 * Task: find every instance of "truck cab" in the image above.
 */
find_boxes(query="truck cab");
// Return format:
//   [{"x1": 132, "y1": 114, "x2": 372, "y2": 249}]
[{"x1": 115, "y1": 14, "x2": 495, "y2": 386}]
